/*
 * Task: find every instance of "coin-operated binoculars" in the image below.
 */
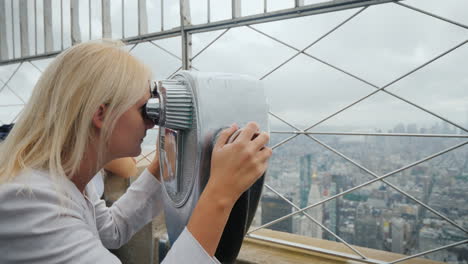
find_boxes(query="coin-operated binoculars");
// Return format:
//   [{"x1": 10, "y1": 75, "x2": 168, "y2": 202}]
[{"x1": 145, "y1": 71, "x2": 269, "y2": 263}]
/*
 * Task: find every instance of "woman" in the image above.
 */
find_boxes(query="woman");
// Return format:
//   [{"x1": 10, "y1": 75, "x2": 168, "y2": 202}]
[{"x1": 0, "y1": 40, "x2": 271, "y2": 263}]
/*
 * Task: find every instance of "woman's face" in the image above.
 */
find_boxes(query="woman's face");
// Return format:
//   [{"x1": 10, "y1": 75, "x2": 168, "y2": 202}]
[{"x1": 108, "y1": 90, "x2": 155, "y2": 158}]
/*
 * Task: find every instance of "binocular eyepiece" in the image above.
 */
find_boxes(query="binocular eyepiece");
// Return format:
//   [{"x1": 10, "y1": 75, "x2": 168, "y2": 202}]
[{"x1": 144, "y1": 80, "x2": 193, "y2": 130}]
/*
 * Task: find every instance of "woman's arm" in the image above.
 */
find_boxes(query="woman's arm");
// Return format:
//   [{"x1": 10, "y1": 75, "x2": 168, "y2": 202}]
[{"x1": 92, "y1": 168, "x2": 163, "y2": 249}]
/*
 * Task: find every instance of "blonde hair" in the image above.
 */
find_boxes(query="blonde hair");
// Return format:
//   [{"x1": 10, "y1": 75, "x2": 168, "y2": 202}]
[{"x1": 0, "y1": 40, "x2": 151, "y2": 184}]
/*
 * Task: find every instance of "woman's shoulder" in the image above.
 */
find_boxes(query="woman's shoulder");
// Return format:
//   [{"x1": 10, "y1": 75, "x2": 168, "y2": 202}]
[
  {"x1": 0, "y1": 170, "x2": 112, "y2": 263},
  {"x1": 1, "y1": 169, "x2": 58, "y2": 194},
  {"x1": 0, "y1": 169, "x2": 84, "y2": 213}
]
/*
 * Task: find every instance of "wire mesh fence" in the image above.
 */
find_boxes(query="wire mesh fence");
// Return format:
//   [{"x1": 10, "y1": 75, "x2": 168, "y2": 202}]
[{"x1": 1, "y1": 0, "x2": 467, "y2": 263}]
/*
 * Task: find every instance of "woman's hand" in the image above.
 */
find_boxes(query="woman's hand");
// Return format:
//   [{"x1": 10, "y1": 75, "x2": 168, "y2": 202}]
[
  {"x1": 187, "y1": 122, "x2": 272, "y2": 256},
  {"x1": 147, "y1": 130, "x2": 161, "y2": 181},
  {"x1": 206, "y1": 122, "x2": 272, "y2": 207}
]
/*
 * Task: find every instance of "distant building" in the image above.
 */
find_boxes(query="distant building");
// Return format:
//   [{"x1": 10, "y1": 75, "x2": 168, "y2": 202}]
[
  {"x1": 393, "y1": 123, "x2": 406, "y2": 133},
  {"x1": 419, "y1": 227, "x2": 447, "y2": 262},
  {"x1": 299, "y1": 154, "x2": 313, "y2": 209},
  {"x1": 302, "y1": 184, "x2": 323, "y2": 238},
  {"x1": 331, "y1": 174, "x2": 346, "y2": 238},
  {"x1": 261, "y1": 194, "x2": 293, "y2": 233},
  {"x1": 391, "y1": 218, "x2": 405, "y2": 254},
  {"x1": 293, "y1": 215, "x2": 311, "y2": 237},
  {"x1": 326, "y1": 182, "x2": 338, "y2": 241},
  {"x1": 354, "y1": 204, "x2": 382, "y2": 249}
]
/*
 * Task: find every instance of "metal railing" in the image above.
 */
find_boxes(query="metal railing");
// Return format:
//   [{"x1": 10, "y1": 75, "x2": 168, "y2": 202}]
[{"x1": 0, "y1": 0, "x2": 467, "y2": 263}]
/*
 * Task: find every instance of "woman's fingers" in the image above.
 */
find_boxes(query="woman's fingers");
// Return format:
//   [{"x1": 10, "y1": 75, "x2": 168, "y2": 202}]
[
  {"x1": 251, "y1": 132, "x2": 269, "y2": 151},
  {"x1": 214, "y1": 124, "x2": 238, "y2": 150},
  {"x1": 250, "y1": 147, "x2": 272, "y2": 179},
  {"x1": 208, "y1": 122, "x2": 273, "y2": 204},
  {"x1": 257, "y1": 146, "x2": 273, "y2": 162},
  {"x1": 235, "y1": 122, "x2": 259, "y2": 143}
]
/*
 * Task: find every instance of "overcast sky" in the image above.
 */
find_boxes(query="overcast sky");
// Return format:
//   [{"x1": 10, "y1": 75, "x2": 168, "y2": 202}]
[{"x1": 1, "y1": 0, "x2": 467, "y2": 132}]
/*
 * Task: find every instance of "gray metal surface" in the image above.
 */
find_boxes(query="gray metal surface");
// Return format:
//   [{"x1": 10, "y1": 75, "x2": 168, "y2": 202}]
[{"x1": 160, "y1": 71, "x2": 269, "y2": 244}]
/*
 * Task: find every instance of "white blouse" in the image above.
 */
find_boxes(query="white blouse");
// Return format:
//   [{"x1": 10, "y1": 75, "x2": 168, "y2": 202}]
[
  {"x1": 0, "y1": 168, "x2": 220, "y2": 264},
  {"x1": 90, "y1": 170, "x2": 105, "y2": 198}
]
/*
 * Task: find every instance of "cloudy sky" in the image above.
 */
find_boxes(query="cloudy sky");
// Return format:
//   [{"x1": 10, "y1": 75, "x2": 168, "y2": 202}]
[{"x1": 1, "y1": 0, "x2": 467, "y2": 132}]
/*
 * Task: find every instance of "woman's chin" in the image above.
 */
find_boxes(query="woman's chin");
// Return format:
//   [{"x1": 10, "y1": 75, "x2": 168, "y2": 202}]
[
  {"x1": 134, "y1": 146, "x2": 142, "y2": 156},
  {"x1": 124, "y1": 146, "x2": 142, "y2": 158}
]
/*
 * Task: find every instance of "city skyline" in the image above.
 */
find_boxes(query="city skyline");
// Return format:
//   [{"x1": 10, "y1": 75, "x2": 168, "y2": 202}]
[{"x1": 262, "y1": 123, "x2": 468, "y2": 263}]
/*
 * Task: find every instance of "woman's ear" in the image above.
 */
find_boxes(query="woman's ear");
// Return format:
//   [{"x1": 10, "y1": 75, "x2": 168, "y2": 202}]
[{"x1": 92, "y1": 104, "x2": 107, "y2": 129}]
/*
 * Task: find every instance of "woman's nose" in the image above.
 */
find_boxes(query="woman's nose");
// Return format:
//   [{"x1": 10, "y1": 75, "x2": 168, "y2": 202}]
[{"x1": 145, "y1": 118, "x2": 155, "y2": 129}]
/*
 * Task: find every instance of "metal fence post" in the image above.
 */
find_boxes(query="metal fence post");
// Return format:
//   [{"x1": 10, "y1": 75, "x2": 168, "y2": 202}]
[
  {"x1": 71, "y1": 0, "x2": 81, "y2": 45},
  {"x1": 180, "y1": 0, "x2": 192, "y2": 70},
  {"x1": 232, "y1": 0, "x2": 241, "y2": 19},
  {"x1": 102, "y1": 0, "x2": 112, "y2": 38},
  {"x1": 138, "y1": 0, "x2": 148, "y2": 35},
  {"x1": 19, "y1": 0, "x2": 29, "y2": 57},
  {"x1": 0, "y1": 0, "x2": 9, "y2": 60}
]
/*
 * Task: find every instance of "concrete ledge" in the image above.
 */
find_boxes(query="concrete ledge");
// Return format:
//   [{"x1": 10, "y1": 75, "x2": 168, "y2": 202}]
[{"x1": 237, "y1": 229, "x2": 442, "y2": 264}]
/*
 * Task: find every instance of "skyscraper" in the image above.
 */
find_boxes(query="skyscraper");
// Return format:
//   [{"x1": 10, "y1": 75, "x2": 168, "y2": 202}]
[
  {"x1": 331, "y1": 174, "x2": 346, "y2": 238},
  {"x1": 391, "y1": 218, "x2": 405, "y2": 254},
  {"x1": 261, "y1": 194, "x2": 293, "y2": 233},
  {"x1": 304, "y1": 183, "x2": 323, "y2": 238},
  {"x1": 299, "y1": 154, "x2": 313, "y2": 209},
  {"x1": 354, "y1": 204, "x2": 381, "y2": 249},
  {"x1": 325, "y1": 181, "x2": 338, "y2": 241}
]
